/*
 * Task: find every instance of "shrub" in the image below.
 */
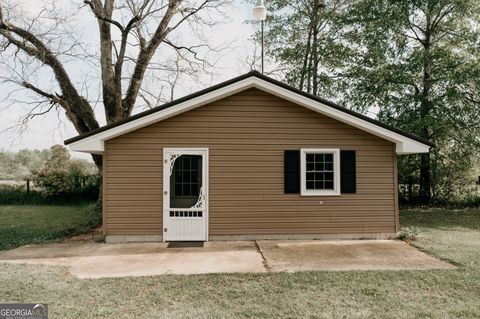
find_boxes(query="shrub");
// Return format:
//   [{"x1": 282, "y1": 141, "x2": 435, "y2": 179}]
[
  {"x1": 0, "y1": 184, "x2": 45, "y2": 205},
  {"x1": 0, "y1": 184, "x2": 98, "y2": 205},
  {"x1": 461, "y1": 194, "x2": 480, "y2": 208},
  {"x1": 397, "y1": 226, "x2": 421, "y2": 241},
  {"x1": 31, "y1": 145, "x2": 99, "y2": 198},
  {"x1": 32, "y1": 167, "x2": 99, "y2": 197}
]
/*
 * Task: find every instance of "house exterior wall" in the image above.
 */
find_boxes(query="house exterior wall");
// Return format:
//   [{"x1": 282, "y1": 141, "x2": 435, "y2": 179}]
[{"x1": 103, "y1": 88, "x2": 398, "y2": 240}]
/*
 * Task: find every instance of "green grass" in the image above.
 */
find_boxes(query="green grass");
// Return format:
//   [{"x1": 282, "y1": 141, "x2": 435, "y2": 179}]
[
  {"x1": 401, "y1": 208, "x2": 480, "y2": 267},
  {"x1": 0, "y1": 208, "x2": 479, "y2": 318},
  {"x1": 0, "y1": 202, "x2": 100, "y2": 250}
]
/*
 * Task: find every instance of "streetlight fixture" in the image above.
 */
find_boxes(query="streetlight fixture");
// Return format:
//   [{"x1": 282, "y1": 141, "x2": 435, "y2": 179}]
[{"x1": 253, "y1": 0, "x2": 267, "y2": 74}]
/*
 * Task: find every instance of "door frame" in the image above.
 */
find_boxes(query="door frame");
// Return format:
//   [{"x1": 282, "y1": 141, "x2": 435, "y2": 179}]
[{"x1": 162, "y1": 147, "x2": 209, "y2": 241}]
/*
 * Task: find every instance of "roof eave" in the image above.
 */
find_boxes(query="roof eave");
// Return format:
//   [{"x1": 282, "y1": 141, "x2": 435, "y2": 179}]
[
  {"x1": 66, "y1": 72, "x2": 433, "y2": 155},
  {"x1": 69, "y1": 139, "x2": 104, "y2": 154},
  {"x1": 396, "y1": 142, "x2": 430, "y2": 154}
]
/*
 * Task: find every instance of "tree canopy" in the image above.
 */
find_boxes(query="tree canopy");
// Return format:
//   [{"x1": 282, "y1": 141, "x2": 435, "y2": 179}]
[{"x1": 260, "y1": 0, "x2": 480, "y2": 203}]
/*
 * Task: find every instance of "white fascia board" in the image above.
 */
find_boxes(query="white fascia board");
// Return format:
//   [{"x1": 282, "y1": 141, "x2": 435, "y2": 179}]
[
  {"x1": 251, "y1": 78, "x2": 430, "y2": 154},
  {"x1": 67, "y1": 76, "x2": 430, "y2": 154},
  {"x1": 395, "y1": 141, "x2": 430, "y2": 154},
  {"x1": 68, "y1": 139, "x2": 104, "y2": 154}
]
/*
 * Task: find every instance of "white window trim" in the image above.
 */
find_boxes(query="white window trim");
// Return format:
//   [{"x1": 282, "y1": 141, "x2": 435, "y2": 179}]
[{"x1": 300, "y1": 148, "x2": 341, "y2": 196}]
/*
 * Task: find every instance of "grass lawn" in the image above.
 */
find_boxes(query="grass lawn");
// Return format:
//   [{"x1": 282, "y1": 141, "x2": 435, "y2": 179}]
[
  {"x1": 0, "y1": 208, "x2": 479, "y2": 318},
  {"x1": 0, "y1": 202, "x2": 99, "y2": 250}
]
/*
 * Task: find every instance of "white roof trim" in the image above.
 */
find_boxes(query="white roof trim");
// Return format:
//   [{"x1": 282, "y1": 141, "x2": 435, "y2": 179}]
[{"x1": 67, "y1": 76, "x2": 430, "y2": 154}]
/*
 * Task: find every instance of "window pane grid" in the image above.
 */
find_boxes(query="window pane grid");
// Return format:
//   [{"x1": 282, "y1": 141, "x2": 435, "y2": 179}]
[
  {"x1": 173, "y1": 155, "x2": 200, "y2": 197},
  {"x1": 305, "y1": 152, "x2": 335, "y2": 191}
]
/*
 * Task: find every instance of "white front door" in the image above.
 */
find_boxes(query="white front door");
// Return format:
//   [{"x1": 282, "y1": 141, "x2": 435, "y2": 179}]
[{"x1": 163, "y1": 148, "x2": 208, "y2": 241}]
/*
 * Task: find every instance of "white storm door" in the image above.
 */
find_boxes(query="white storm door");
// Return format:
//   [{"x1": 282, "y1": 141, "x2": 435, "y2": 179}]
[{"x1": 163, "y1": 148, "x2": 208, "y2": 241}]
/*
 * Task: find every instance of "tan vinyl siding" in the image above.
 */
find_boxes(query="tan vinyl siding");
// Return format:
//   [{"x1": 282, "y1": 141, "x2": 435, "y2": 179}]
[{"x1": 104, "y1": 88, "x2": 397, "y2": 236}]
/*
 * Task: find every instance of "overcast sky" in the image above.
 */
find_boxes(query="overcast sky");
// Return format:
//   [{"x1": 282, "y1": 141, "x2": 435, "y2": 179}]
[{"x1": 0, "y1": 0, "x2": 258, "y2": 160}]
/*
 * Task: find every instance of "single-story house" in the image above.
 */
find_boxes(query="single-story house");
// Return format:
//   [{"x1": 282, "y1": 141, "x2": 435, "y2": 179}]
[{"x1": 65, "y1": 71, "x2": 433, "y2": 243}]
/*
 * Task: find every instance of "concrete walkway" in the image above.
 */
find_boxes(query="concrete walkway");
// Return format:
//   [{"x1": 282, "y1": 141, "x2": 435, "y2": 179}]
[
  {"x1": 257, "y1": 240, "x2": 455, "y2": 272},
  {"x1": 0, "y1": 239, "x2": 454, "y2": 279},
  {"x1": 0, "y1": 241, "x2": 266, "y2": 278}
]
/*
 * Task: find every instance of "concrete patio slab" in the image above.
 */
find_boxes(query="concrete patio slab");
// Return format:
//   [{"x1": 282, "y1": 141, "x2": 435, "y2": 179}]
[
  {"x1": 257, "y1": 240, "x2": 456, "y2": 272},
  {"x1": 0, "y1": 241, "x2": 266, "y2": 278},
  {"x1": 0, "y1": 239, "x2": 455, "y2": 278}
]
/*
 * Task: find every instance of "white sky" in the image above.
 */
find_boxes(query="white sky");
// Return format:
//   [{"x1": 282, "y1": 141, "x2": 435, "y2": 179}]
[{"x1": 0, "y1": 0, "x2": 259, "y2": 160}]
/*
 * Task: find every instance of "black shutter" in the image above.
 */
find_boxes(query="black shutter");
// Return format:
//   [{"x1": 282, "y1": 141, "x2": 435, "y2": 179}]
[
  {"x1": 284, "y1": 150, "x2": 300, "y2": 193},
  {"x1": 340, "y1": 150, "x2": 356, "y2": 193}
]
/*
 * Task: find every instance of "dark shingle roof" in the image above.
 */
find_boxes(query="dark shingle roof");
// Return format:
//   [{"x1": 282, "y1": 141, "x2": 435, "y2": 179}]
[{"x1": 64, "y1": 71, "x2": 434, "y2": 147}]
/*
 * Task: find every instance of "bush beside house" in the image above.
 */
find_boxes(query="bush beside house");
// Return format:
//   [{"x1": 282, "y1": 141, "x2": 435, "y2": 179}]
[{"x1": 0, "y1": 145, "x2": 99, "y2": 204}]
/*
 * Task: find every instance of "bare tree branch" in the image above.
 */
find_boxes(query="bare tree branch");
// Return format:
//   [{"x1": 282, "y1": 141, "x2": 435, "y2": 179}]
[
  {"x1": 84, "y1": 0, "x2": 124, "y2": 32},
  {"x1": 0, "y1": 15, "x2": 98, "y2": 133},
  {"x1": 122, "y1": 0, "x2": 183, "y2": 115},
  {"x1": 21, "y1": 81, "x2": 59, "y2": 102},
  {"x1": 0, "y1": 0, "x2": 230, "y2": 151}
]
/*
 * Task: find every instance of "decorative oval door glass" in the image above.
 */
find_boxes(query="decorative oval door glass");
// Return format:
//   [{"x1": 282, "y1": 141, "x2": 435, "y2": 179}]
[{"x1": 169, "y1": 155, "x2": 203, "y2": 209}]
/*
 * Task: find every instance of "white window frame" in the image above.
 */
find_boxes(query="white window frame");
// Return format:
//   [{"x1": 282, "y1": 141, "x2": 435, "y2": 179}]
[{"x1": 300, "y1": 148, "x2": 341, "y2": 196}]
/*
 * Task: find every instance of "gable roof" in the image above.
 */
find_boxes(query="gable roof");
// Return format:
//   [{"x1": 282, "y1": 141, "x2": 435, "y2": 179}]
[{"x1": 65, "y1": 71, "x2": 433, "y2": 154}]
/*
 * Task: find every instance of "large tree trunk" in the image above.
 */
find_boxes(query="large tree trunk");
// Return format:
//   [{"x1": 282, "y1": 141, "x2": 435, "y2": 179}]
[
  {"x1": 419, "y1": 152, "x2": 431, "y2": 204},
  {"x1": 0, "y1": 0, "x2": 226, "y2": 222},
  {"x1": 311, "y1": 0, "x2": 320, "y2": 96},
  {"x1": 418, "y1": 6, "x2": 433, "y2": 205},
  {"x1": 92, "y1": 154, "x2": 103, "y2": 209},
  {"x1": 299, "y1": 27, "x2": 313, "y2": 91}
]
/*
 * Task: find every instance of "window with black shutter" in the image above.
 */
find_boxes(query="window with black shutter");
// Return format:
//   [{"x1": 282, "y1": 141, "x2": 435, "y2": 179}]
[
  {"x1": 284, "y1": 150, "x2": 300, "y2": 193},
  {"x1": 300, "y1": 149, "x2": 340, "y2": 196},
  {"x1": 340, "y1": 150, "x2": 356, "y2": 193},
  {"x1": 285, "y1": 148, "x2": 357, "y2": 196}
]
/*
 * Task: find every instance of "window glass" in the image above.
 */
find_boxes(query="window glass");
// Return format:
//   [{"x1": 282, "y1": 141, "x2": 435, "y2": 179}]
[
  {"x1": 173, "y1": 155, "x2": 200, "y2": 197},
  {"x1": 305, "y1": 152, "x2": 335, "y2": 190},
  {"x1": 170, "y1": 155, "x2": 202, "y2": 208}
]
